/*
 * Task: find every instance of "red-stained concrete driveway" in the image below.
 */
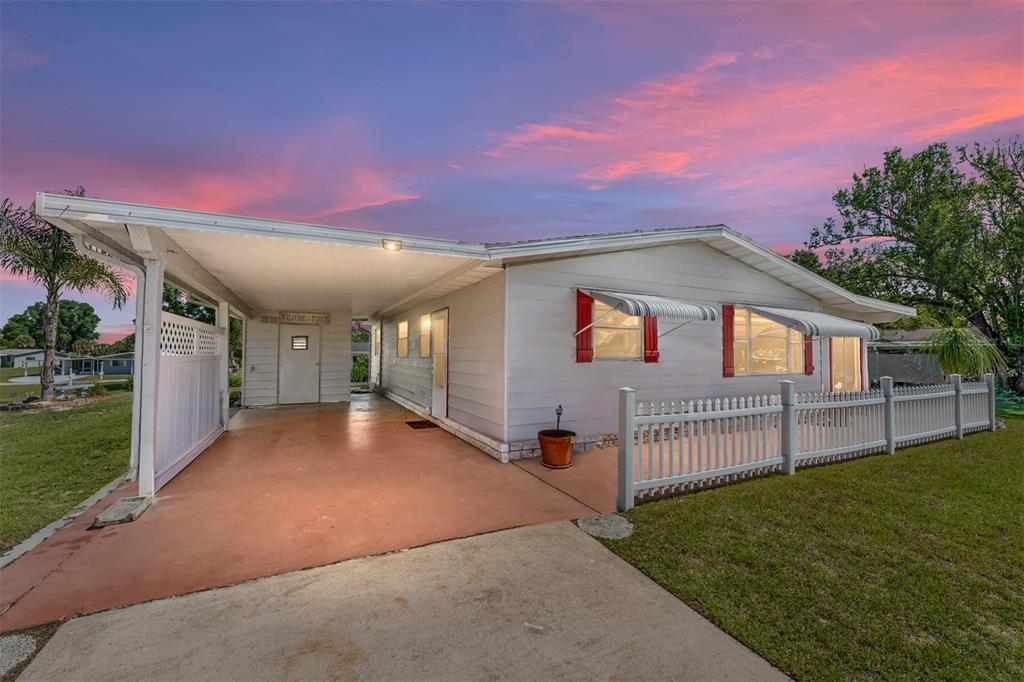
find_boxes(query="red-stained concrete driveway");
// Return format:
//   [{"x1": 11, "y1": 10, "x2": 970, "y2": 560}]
[{"x1": 1, "y1": 394, "x2": 616, "y2": 632}]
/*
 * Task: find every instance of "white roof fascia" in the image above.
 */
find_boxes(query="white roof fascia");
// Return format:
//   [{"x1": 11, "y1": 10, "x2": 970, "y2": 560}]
[
  {"x1": 36, "y1": 194, "x2": 915, "y2": 322},
  {"x1": 36, "y1": 193, "x2": 487, "y2": 259},
  {"x1": 711, "y1": 230, "x2": 916, "y2": 320},
  {"x1": 485, "y1": 225, "x2": 726, "y2": 260}
]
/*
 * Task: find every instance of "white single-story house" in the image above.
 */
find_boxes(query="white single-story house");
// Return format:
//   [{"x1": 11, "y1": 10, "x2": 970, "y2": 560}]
[
  {"x1": 2, "y1": 349, "x2": 134, "y2": 376},
  {"x1": 1, "y1": 348, "x2": 70, "y2": 370},
  {"x1": 36, "y1": 192, "x2": 914, "y2": 497},
  {"x1": 95, "y1": 351, "x2": 136, "y2": 375}
]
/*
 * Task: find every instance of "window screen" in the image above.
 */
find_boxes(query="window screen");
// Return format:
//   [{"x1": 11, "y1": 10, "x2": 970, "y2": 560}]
[
  {"x1": 420, "y1": 314, "x2": 431, "y2": 357},
  {"x1": 733, "y1": 308, "x2": 804, "y2": 375},
  {"x1": 397, "y1": 321, "x2": 409, "y2": 358},
  {"x1": 291, "y1": 335, "x2": 309, "y2": 350},
  {"x1": 830, "y1": 337, "x2": 863, "y2": 391},
  {"x1": 593, "y1": 300, "x2": 642, "y2": 359}
]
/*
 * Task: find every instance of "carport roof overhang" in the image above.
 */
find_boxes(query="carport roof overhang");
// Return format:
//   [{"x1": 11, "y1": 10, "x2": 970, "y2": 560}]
[{"x1": 36, "y1": 193, "x2": 915, "y2": 323}]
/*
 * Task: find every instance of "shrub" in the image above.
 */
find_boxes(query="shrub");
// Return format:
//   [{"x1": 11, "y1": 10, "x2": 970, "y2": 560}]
[
  {"x1": 351, "y1": 355, "x2": 369, "y2": 383},
  {"x1": 84, "y1": 383, "x2": 109, "y2": 398},
  {"x1": 228, "y1": 373, "x2": 242, "y2": 388}
]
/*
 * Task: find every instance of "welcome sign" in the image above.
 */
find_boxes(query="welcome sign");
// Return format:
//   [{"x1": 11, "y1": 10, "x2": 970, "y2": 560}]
[{"x1": 279, "y1": 311, "x2": 331, "y2": 325}]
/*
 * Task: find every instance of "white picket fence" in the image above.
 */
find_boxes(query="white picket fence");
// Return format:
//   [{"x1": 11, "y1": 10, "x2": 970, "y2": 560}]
[{"x1": 617, "y1": 374, "x2": 996, "y2": 511}]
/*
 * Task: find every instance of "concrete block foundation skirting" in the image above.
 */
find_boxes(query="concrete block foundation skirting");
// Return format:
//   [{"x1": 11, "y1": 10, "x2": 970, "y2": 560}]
[{"x1": 379, "y1": 390, "x2": 618, "y2": 463}]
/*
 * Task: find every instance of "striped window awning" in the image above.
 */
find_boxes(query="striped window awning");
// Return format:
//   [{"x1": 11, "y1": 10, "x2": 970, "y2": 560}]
[
  {"x1": 744, "y1": 305, "x2": 880, "y2": 340},
  {"x1": 579, "y1": 288, "x2": 718, "y2": 322}
]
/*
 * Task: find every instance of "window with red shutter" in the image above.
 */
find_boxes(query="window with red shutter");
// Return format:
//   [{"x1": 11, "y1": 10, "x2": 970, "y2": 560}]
[
  {"x1": 576, "y1": 290, "x2": 594, "y2": 363},
  {"x1": 722, "y1": 304, "x2": 735, "y2": 376},
  {"x1": 643, "y1": 316, "x2": 659, "y2": 362},
  {"x1": 804, "y1": 334, "x2": 814, "y2": 375}
]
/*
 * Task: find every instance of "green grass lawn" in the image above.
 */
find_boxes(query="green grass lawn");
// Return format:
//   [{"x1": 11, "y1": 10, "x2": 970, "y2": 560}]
[
  {"x1": 602, "y1": 420, "x2": 1023, "y2": 681},
  {"x1": 0, "y1": 367, "x2": 41, "y2": 381},
  {"x1": 0, "y1": 394, "x2": 132, "y2": 552},
  {"x1": 0, "y1": 376, "x2": 132, "y2": 404}
]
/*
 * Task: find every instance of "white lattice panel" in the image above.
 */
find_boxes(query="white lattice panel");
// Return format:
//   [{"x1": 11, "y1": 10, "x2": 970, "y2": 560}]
[
  {"x1": 161, "y1": 313, "x2": 221, "y2": 357},
  {"x1": 155, "y1": 311, "x2": 225, "y2": 490}
]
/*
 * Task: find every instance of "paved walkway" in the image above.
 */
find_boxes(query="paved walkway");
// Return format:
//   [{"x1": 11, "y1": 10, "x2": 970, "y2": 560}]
[
  {"x1": 20, "y1": 522, "x2": 785, "y2": 681},
  {"x1": 1, "y1": 395, "x2": 619, "y2": 632}
]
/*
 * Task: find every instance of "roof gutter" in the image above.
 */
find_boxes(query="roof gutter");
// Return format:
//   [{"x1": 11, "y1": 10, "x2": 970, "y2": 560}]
[
  {"x1": 37, "y1": 193, "x2": 488, "y2": 259},
  {"x1": 38, "y1": 193, "x2": 916, "y2": 320}
]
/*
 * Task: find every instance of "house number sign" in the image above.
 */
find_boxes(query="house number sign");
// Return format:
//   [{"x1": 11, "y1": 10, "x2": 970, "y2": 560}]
[{"x1": 279, "y1": 311, "x2": 331, "y2": 325}]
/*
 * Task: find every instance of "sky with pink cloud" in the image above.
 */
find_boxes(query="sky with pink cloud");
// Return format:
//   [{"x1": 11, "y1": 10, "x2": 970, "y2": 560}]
[{"x1": 2, "y1": 1, "x2": 1021, "y2": 342}]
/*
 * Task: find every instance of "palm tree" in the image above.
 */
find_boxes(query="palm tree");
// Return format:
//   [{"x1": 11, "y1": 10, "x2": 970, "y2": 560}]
[
  {"x1": 0, "y1": 190, "x2": 127, "y2": 399},
  {"x1": 925, "y1": 320, "x2": 1006, "y2": 378}
]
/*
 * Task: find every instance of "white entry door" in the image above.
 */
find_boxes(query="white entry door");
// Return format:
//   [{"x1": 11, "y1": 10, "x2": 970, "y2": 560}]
[
  {"x1": 279, "y1": 324, "x2": 320, "y2": 404},
  {"x1": 431, "y1": 309, "x2": 448, "y2": 418}
]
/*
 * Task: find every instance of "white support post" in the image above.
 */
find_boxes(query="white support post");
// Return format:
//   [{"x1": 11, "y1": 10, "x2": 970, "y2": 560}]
[
  {"x1": 218, "y1": 300, "x2": 231, "y2": 430},
  {"x1": 950, "y1": 374, "x2": 963, "y2": 439},
  {"x1": 780, "y1": 380, "x2": 796, "y2": 475},
  {"x1": 881, "y1": 376, "x2": 895, "y2": 454},
  {"x1": 984, "y1": 373, "x2": 996, "y2": 431},
  {"x1": 137, "y1": 258, "x2": 165, "y2": 498},
  {"x1": 128, "y1": 268, "x2": 146, "y2": 481},
  {"x1": 617, "y1": 387, "x2": 636, "y2": 512}
]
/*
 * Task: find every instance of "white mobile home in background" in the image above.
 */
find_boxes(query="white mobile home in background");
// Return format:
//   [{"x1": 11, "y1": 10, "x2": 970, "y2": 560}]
[{"x1": 36, "y1": 193, "x2": 914, "y2": 495}]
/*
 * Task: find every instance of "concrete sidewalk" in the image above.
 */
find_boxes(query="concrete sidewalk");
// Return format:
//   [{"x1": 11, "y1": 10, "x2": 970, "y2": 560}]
[{"x1": 21, "y1": 522, "x2": 784, "y2": 681}]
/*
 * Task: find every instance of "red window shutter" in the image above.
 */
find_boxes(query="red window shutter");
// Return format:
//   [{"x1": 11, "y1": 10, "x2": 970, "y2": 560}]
[
  {"x1": 643, "y1": 316, "x2": 659, "y2": 363},
  {"x1": 803, "y1": 334, "x2": 814, "y2": 375},
  {"x1": 722, "y1": 304, "x2": 735, "y2": 377},
  {"x1": 576, "y1": 290, "x2": 594, "y2": 363},
  {"x1": 858, "y1": 338, "x2": 865, "y2": 390},
  {"x1": 828, "y1": 337, "x2": 834, "y2": 390}
]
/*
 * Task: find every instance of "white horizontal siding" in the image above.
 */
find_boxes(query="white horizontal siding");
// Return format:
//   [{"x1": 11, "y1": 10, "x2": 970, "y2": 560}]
[
  {"x1": 243, "y1": 311, "x2": 351, "y2": 405},
  {"x1": 242, "y1": 317, "x2": 278, "y2": 406},
  {"x1": 381, "y1": 271, "x2": 505, "y2": 440},
  {"x1": 505, "y1": 242, "x2": 829, "y2": 441},
  {"x1": 320, "y1": 312, "x2": 352, "y2": 403}
]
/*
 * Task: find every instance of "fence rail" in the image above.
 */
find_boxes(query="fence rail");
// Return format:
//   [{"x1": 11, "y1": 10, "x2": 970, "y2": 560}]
[{"x1": 618, "y1": 373, "x2": 996, "y2": 511}]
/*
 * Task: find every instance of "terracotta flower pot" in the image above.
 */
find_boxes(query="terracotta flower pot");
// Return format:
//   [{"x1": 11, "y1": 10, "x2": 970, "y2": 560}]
[{"x1": 538, "y1": 429, "x2": 576, "y2": 469}]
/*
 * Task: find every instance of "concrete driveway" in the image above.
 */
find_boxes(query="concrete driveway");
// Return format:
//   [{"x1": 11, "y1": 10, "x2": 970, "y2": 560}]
[
  {"x1": 21, "y1": 522, "x2": 784, "y2": 681},
  {"x1": 2, "y1": 395, "x2": 619, "y2": 632}
]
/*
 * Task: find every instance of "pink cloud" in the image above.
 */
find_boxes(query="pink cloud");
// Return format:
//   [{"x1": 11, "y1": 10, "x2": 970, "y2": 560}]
[
  {"x1": 479, "y1": 35, "x2": 1022, "y2": 198},
  {"x1": 694, "y1": 50, "x2": 742, "y2": 72},
  {"x1": 2, "y1": 120, "x2": 419, "y2": 226},
  {"x1": 581, "y1": 150, "x2": 700, "y2": 185},
  {"x1": 2, "y1": 50, "x2": 49, "y2": 71},
  {"x1": 98, "y1": 322, "x2": 135, "y2": 344},
  {"x1": 486, "y1": 123, "x2": 610, "y2": 158}
]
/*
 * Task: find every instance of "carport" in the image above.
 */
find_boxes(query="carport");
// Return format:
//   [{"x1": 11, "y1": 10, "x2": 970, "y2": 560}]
[
  {"x1": 36, "y1": 193, "x2": 499, "y2": 496},
  {"x1": 0, "y1": 390, "x2": 617, "y2": 630}
]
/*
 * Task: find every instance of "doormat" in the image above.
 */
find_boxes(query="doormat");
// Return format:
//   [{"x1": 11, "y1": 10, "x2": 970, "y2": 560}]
[{"x1": 406, "y1": 420, "x2": 439, "y2": 429}]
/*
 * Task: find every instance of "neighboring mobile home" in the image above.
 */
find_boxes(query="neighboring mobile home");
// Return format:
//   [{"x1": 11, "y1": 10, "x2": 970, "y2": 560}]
[
  {"x1": 0, "y1": 349, "x2": 71, "y2": 371},
  {"x1": 36, "y1": 193, "x2": 914, "y2": 495}
]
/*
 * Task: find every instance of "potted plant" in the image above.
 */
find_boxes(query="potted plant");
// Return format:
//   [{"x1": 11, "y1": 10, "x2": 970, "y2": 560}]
[{"x1": 538, "y1": 405, "x2": 576, "y2": 469}]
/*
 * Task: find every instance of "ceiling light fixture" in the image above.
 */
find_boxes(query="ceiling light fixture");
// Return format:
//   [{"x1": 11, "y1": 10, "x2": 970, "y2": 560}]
[{"x1": 381, "y1": 239, "x2": 403, "y2": 252}]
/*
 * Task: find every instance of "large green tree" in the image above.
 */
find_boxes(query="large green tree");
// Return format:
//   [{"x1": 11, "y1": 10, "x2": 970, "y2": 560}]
[
  {"x1": 794, "y1": 139, "x2": 1024, "y2": 392},
  {"x1": 2, "y1": 300, "x2": 102, "y2": 351},
  {"x1": 0, "y1": 190, "x2": 127, "y2": 399}
]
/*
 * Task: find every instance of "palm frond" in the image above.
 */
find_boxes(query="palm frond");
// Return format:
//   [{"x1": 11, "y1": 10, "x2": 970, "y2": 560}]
[
  {"x1": 1, "y1": 196, "x2": 128, "y2": 308},
  {"x1": 924, "y1": 322, "x2": 1006, "y2": 377}
]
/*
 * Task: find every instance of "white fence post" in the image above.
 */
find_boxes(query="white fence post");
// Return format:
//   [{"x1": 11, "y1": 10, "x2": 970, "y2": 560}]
[
  {"x1": 950, "y1": 374, "x2": 963, "y2": 439},
  {"x1": 218, "y1": 301, "x2": 231, "y2": 430},
  {"x1": 882, "y1": 376, "x2": 895, "y2": 454},
  {"x1": 137, "y1": 258, "x2": 165, "y2": 498},
  {"x1": 984, "y1": 373, "x2": 996, "y2": 430},
  {"x1": 780, "y1": 380, "x2": 796, "y2": 475},
  {"x1": 617, "y1": 387, "x2": 636, "y2": 512}
]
